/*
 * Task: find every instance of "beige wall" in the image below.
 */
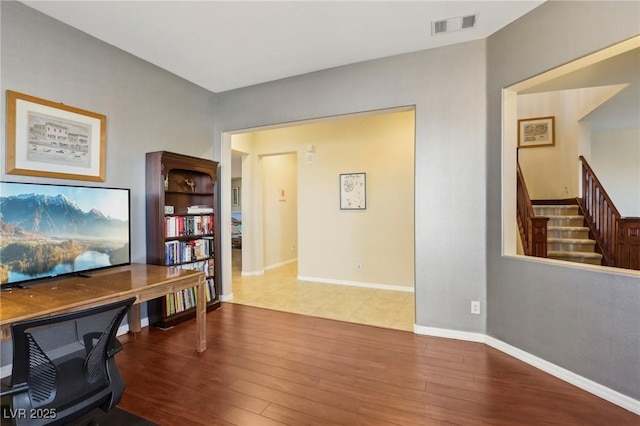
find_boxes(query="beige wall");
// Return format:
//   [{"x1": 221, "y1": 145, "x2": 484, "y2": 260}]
[
  {"x1": 232, "y1": 109, "x2": 415, "y2": 289},
  {"x1": 591, "y1": 128, "x2": 640, "y2": 217},
  {"x1": 262, "y1": 153, "x2": 298, "y2": 268},
  {"x1": 517, "y1": 85, "x2": 624, "y2": 199}
]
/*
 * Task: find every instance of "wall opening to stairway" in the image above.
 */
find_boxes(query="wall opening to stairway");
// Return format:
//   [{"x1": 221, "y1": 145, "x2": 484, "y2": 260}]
[{"x1": 502, "y1": 36, "x2": 639, "y2": 274}]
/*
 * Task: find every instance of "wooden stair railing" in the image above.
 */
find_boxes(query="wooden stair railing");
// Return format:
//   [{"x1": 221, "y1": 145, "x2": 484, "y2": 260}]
[
  {"x1": 517, "y1": 161, "x2": 548, "y2": 257},
  {"x1": 578, "y1": 155, "x2": 640, "y2": 270}
]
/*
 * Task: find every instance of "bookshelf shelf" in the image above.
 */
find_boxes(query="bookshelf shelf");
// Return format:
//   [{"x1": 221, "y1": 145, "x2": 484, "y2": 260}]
[{"x1": 146, "y1": 151, "x2": 221, "y2": 328}]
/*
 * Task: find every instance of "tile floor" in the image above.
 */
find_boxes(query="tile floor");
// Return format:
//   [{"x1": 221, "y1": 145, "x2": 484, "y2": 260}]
[{"x1": 230, "y1": 250, "x2": 415, "y2": 331}]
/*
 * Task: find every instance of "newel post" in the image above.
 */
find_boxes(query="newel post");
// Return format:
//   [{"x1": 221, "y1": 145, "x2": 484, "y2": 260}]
[
  {"x1": 529, "y1": 217, "x2": 549, "y2": 258},
  {"x1": 616, "y1": 218, "x2": 640, "y2": 270}
]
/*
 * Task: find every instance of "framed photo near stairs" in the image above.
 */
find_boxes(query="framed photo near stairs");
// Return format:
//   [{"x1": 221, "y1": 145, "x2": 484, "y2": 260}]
[{"x1": 518, "y1": 116, "x2": 555, "y2": 148}]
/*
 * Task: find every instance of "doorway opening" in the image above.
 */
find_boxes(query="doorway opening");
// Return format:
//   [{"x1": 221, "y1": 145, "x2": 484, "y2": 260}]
[
  {"x1": 221, "y1": 107, "x2": 416, "y2": 330},
  {"x1": 230, "y1": 149, "x2": 246, "y2": 276}
]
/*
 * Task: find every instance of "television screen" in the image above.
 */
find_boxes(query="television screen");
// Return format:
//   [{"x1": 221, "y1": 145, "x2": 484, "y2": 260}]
[{"x1": 0, "y1": 181, "x2": 130, "y2": 288}]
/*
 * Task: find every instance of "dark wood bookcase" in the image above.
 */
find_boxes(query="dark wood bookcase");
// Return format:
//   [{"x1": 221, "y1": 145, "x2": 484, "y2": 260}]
[{"x1": 145, "y1": 151, "x2": 221, "y2": 328}]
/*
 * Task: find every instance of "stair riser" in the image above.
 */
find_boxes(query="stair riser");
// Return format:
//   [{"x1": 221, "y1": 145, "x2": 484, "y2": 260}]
[
  {"x1": 534, "y1": 206, "x2": 580, "y2": 216},
  {"x1": 548, "y1": 243, "x2": 596, "y2": 253},
  {"x1": 547, "y1": 218, "x2": 584, "y2": 227},
  {"x1": 548, "y1": 230, "x2": 590, "y2": 239}
]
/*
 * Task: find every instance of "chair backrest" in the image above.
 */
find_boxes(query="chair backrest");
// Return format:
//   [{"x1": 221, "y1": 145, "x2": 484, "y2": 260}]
[{"x1": 8, "y1": 297, "x2": 136, "y2": 425}]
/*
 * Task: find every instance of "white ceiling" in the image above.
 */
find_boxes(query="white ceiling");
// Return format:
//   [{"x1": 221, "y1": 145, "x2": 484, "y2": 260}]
[
  {"x1": 523, "y1": 47, "x2": 640, "y2": 131},
  {"x1": 22, "y1": 1, "x2": 544, "y2": 93}
]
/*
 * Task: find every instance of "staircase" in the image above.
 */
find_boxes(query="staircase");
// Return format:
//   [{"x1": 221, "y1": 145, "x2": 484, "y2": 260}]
[{"x1": 532, "y1": 204, "x2": 603, "y2": 266}]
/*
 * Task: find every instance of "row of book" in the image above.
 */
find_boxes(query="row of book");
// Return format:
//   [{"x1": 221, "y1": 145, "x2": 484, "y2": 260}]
[
  {"x1": 187, "y1": 205, "x2": 214, "y2": 214},
  {"x1": 165, "y1": 238, "x2": 214, "y2": 265},
  {"x1": 165, "y1": 277, "x2": 216, "y2": 316},
  {"x1": 165, "y1": 261, "x2": 216, "y2": 316},
  {"x1": 165, "y1": 214, "x2": 214, "y2": 238},
  {"x1": 173, "y1": 259, "x2": 215, "y2": 277}
]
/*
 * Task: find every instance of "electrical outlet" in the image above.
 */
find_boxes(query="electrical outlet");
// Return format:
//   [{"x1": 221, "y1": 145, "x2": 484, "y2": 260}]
[
  {"x1": 471, "y1": 301, "x2": 481, "y2": 315},
  {"x1": 356, "y1": 263, "x2": 362, "y2": 272}
]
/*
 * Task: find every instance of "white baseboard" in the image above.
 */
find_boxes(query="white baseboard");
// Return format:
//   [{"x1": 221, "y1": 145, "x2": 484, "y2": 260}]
[
  {"x1": 220, "y1": 293, "x2": 234, "y2": 302},
  {"x1": 241, "y1": 258, "x2": 297, "y2": 276},
  {"x1": 413, "y1": 325, "x2": 640, "y2": 415},
  {"x1": 265, "y1": 257, "x2": 297, "y2": 271},
  {"x1": 484, "y1": 336, "x2": 640, "y2": 416},
  {"x1": 116, "y1": 316, "x2": 149, "y2": 337},
  {"x1": 117, "y1": 324, "x2": 130, "y2": 336},
  {"x1": 297, "y1": 275, "x2": 414, "y2": 292},
  {"x1": 413, "y1": 324, "x2": 485, "y2": 342}
]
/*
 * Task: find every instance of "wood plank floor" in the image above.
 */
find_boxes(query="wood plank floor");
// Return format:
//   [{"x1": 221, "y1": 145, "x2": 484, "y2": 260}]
[{"x1": 116, "y1": 303, "x2": 638, "y2": 425}]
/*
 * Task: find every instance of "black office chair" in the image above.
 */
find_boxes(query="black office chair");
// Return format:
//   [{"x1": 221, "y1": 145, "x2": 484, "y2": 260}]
[{"x1": 0, "y1": 297, "x2": 136, "y2": 426}]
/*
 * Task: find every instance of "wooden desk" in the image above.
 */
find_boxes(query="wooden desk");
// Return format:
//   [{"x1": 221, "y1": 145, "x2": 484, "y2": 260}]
[{"x1": 0, "y1": 263, "x2": 207, "y2": 353}]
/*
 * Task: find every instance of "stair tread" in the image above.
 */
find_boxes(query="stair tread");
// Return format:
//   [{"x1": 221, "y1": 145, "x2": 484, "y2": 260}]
[
  {"x1": 548, "y1": 226, "x2": 589, "y2": 230},
  {"x1": 533, "y1": 206, "x2": 579, "y2": 212},
  {"x1": 548, "y1": 238, "x2": 595, "y2": 244},
  {"x1": 540, "y1": 215, "x2": 584, "y2": 219}
]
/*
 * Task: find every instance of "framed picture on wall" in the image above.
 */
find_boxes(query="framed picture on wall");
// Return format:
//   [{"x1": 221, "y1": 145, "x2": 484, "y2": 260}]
[
  {"x1": 5, "y1": 90, "x2": 106, "y2": 181},
  {"x1": 340, "y1": 172, "x2": 366, "y2": 210},
  {"x1": 232, "y1": 186, "x2": 240, "y2": 207},
  {"x1": 518, "y1": 116, "x2": 555, "y2": 148}
]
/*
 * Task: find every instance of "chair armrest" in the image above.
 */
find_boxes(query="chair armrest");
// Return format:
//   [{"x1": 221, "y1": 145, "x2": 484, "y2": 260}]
[
  {"x1": 0, "y1": 377, "x2": 28, "y2": 397},
  {"x1": 83, "y1": 332, "x2": 123, "y2": 357},
  {"x1": 107, "y1": 338, "x2": 123, "y2": 357}
]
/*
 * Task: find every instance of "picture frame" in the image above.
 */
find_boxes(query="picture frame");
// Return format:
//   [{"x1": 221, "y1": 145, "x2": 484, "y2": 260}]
[
  {"x1": 518, "y1": 116, "x2": 555, "y2": 148},
  {"x1": 340, "y1": 172, "x2": 366, "y2": 210},
  {"x1": 6, "y1": 90, "x2": 106, "y2": 181},
  {"x1": 232, "y1": 187, "x2": 240, "y2": 207}
]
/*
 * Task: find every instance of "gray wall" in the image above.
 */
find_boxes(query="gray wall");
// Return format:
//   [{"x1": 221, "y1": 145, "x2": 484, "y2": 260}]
[
  {"x1": 1, "y1": 2, "x2": 216, "y2": 365},
  {"x1": 217, "y1": 0, "x2": 640, "y2": 402},
  {"x1": 487, "y1": 1, "x2": 640, "y2": 400},
  {"x1": 1, "y1": 1, "x2": 216, "y2": 257},
  {"x1": 2, "y1": 0, "x2": 638, "y2": 403},
  {"x1": 216, "y1": 40, "x2": 488, "y2": 333}
]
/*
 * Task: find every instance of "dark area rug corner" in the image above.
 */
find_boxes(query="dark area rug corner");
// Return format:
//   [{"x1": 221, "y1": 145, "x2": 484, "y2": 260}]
[{"x1": 61, "y1": 407, "x2": 158, "y2": 426}]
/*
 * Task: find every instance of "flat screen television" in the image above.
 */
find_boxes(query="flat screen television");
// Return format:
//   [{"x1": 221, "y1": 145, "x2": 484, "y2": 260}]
[{"x1": 0, "y1": 181, "x2": 130, "y2": 289}]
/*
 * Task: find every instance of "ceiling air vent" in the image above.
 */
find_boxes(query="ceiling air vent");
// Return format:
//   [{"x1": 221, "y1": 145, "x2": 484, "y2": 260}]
[
  {"x1": 431, "y1": 14, "x2": 478, "y2": 35},
  {"x1": 433, "y1": 19, "x2": 448, "y2": 35},
  {"x1": 462, "y1": 14, "x2": 477, "y2": 29}
]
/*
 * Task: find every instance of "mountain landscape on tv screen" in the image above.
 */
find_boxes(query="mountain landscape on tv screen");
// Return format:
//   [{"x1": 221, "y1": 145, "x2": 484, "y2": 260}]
[{"x1": 0, "y1": 192, "x2": 129, "y2": 284}]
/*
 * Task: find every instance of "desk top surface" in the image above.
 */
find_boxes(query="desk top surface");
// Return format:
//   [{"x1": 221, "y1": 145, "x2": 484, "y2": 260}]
[{"x1": 0, "y1": 263, "x2": 203, "y2": 326}]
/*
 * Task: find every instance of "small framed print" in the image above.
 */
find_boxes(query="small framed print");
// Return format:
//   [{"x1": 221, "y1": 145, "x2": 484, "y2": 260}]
[
  {"x1": 232, "y1": 187, "x2": 240, "y2": 207},
  {"x1": 6, "y1": 90, "x2": 106, "y2": 181},
  {"x1": 518, "y1": 116, "x2": 555, "y2": 148},
  {"x1": 340, "y1": 172, "x2": 366, "y2": 210}
]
